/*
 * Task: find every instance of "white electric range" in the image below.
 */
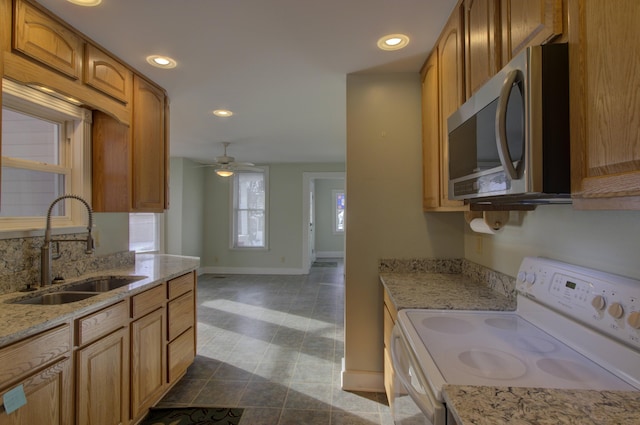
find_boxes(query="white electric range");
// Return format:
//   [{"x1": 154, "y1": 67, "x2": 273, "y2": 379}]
[{"x1": 390, "y1": 257, "x2": 640, "y2": 425}]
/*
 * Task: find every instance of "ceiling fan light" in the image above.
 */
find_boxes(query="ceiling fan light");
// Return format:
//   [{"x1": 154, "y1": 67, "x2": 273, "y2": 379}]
[{"x1": 215, "y1": 168, "x2": 234, "y2": 177}]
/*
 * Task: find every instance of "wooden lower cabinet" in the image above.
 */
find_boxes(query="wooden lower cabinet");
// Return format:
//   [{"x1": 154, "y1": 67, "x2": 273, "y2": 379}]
[
  {"x1": 0, "y1": 357, "x2": 73, "y2": 425},
  {"x1": 130, "y1": 307, "x2": 166, "y2": 421},
  {"x1": 0, "y1": 325, "x2": 72, "y2": 425},
  {"x1": 0, "y1": 272, "x2": 196, "y2": 425},
  {"x1": 382, "y1": 288, "x2": 398, "y2": 402},
  {"x1": 76, "y1": 328, "x2": 129, "y2": 425}
]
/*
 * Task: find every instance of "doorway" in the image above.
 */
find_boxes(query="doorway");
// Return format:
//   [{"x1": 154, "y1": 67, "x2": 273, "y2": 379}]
[{"x1": 302, "y1": 172, "x2": 345, "y2": 273}]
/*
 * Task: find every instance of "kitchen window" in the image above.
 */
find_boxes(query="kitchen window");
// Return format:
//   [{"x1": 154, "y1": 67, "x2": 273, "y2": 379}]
[
  {"x1": 231, "y1": 169, "x2": 268, "y2": 249},
  {"x1": 0, "y1": 79, "x2": 90, "y2": 231},
  {"x1": 129, "y1": 213, "x2": 162, "y2": 253},
  {"x1": 333, "y1": 190, "x2": 345, "y2": 234}
]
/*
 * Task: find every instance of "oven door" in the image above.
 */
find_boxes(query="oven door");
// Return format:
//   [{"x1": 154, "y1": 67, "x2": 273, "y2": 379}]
[{"x1": 390, "y1": 325, "x2": 445, "y2": 425}]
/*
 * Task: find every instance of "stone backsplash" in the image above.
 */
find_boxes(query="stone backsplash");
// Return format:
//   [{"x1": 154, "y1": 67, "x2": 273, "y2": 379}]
[
  {"x1": 0, "y1": 232, "x2": 134, "y2": 294},
  {"x1": 379, "y1": 257, "x2": 516, "y2": 300}
]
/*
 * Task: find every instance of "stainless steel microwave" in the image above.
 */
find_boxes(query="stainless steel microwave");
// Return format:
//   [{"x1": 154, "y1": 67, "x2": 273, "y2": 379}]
[{"x1": 447, "y1": 43, "x2": 570, "y2": 205}]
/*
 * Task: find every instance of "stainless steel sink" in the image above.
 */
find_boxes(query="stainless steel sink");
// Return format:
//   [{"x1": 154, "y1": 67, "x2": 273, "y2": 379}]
[
  {"x1": 63, "y1": 276, "x2": 146, "y2": 292},
  {"x1": 12, "y1": 291, "x2": 98, "y2": 305}
]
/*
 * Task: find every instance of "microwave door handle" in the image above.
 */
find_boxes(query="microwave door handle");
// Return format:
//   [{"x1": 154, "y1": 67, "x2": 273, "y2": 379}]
[
  {"x1": 390, "y1": 326, "x2": 440, "y2": 424},
  {"x1": 495, "y1": 69, "x2": 520, "y2": 180}
]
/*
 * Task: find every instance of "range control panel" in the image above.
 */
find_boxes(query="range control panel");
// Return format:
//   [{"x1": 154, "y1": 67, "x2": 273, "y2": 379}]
[{"x1": 516, "y1": 257, "x2": 640, "y2": 349}]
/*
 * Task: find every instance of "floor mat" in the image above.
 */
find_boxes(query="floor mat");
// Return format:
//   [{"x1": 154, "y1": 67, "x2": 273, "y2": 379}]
[{"x1": 140, "y1": 407, "x2": 243, "y2": 425}]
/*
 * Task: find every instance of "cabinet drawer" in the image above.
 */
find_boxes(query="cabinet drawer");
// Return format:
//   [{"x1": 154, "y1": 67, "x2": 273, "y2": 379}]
[
  {"x1": 131, "y1": 284, "x2": 165, "y2": 319},
  {"x1": 167, "y1": 327, "x2": 195, "y2": 383},
  {"x1": 167, "y1": 291, "x2": 195, "y2": 341},
  {"x1": 76, "y1": 300, "x2": 127, "y2": 346},
  {"x1": 0, "y1": 324, "x2": 71, "y2": 386},
  {"x1": 167, "y1": 272, "x2": 194, "y2": 300}
]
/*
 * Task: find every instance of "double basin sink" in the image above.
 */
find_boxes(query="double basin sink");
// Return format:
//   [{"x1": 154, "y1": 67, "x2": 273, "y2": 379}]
[{"x1": 10, "y1": 276, "x2": 146, "y2": 305}]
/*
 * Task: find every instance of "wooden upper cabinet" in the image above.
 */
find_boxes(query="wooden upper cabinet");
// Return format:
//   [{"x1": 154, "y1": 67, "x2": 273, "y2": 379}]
[
  {"x1": 84, "y1": 44, "x2": 132, "y2": 104},
  {"x1": 13, "y1": 0, "x2": 83, "y2": 79},
  {"x1": 421, "y1": 51, "x2": 441, "y2": 211},
  {"x1": 501, "y1": 0, "x2": 563, "y2": 64},
  {"x1": 132, "y1": 75, "x2": 168, "y2": 212},
  {"x1": 436, "y1": 5, "x2": 466, "y2": 210},
  {"x1": 568, "y1": 0, "x2": 640, "y2": 209},
  {"x1": 92, "y1": 111, "x2": 131, "y2": 212},
  {"x1": 464, "y1": 0, "x2": 501, "y2": 98}
]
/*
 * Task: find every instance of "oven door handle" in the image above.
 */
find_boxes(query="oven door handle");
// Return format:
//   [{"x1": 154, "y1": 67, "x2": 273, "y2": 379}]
[{"x1": 390, "y1": 325, "x2": 443, "y2": 424}]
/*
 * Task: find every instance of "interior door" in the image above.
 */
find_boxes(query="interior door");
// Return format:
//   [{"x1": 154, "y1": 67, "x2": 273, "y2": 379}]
[{"x1": 308, "y1": 182, "x2": 316, "y2": 263}]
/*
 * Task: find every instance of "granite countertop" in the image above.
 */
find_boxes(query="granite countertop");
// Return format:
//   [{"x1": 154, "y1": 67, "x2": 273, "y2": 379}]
[
  {"x1": 0, "y1": 253, "x2": 200, "y2": 347},
  {"x1": 380, "y1": 272, "x2": 516, "y2": 311},
  {"x1": 443, "y1": 385, "x2": 640, "y2": 425}
]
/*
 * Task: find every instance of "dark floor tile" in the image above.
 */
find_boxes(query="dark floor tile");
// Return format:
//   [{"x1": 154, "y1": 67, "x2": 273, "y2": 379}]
[
  {"x1": 238, "y1": 407, "x2": 282, "y2": 425},
  {"x1": 193, "y1": 380, "x2": 248, "y2": 407},
  {"x1": 278, "y1": 409, "x2": 331, "y2": 425},
  {"x1": 239, "y1": 381, "x2": 288, "y2": 408},
  {"x1": 157, "y1": 260, "x2": 391, "y2": 425}
]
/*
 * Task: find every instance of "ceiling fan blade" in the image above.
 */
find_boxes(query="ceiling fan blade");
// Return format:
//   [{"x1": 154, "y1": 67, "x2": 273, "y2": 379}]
[{"x1": 230, "y1": 161, "x2": 255, "y2": 167}]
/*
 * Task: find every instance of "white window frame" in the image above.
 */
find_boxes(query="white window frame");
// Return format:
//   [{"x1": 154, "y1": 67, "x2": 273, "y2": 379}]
[
  {"x1": 332, "y1": 189, "x2": 345, "y2": 234},
  {"x1": 1, "y1": 79, "x2": 91, "y2": 233},
  {"x1": 230, "y1": 167, "x2": 269, "y2": 250}
]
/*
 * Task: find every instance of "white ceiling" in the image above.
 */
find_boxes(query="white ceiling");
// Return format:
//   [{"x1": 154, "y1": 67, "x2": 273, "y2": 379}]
[{"x1": 35, "y1": 0, "x2": 457, "y2": 165}]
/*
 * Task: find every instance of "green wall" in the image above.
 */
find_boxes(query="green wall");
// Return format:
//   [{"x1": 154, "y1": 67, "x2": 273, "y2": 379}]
[{"x1": 201, "y1": 163, "x2": 345, "y2": 273}]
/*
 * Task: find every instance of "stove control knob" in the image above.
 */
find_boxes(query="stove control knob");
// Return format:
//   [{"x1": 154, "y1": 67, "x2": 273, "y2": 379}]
[
  {"x1": 608, "y1": 303, "x2": 624, "y2": 320},
  {"x1": 591, "y1": 295, "x2": 606, "y2": 312},
  {"x1": 627, "y1": 311, "x2": 640, "y2": 329}
]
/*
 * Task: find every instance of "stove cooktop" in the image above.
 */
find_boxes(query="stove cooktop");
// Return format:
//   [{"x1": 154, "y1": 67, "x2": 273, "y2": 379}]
[{"x1": 401, "y1": 309, "x2": 637, "y2": 395}]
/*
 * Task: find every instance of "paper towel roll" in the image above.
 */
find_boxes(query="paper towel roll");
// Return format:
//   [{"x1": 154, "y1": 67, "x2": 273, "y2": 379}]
[{"x1": 470, "y1": 217, "x2": 499, "y2": 234}]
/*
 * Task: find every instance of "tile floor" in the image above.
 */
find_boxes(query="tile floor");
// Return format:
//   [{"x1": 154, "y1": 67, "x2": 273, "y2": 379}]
[{"x1": 157, "y1": 258, "x2": 393, "y2": 425}]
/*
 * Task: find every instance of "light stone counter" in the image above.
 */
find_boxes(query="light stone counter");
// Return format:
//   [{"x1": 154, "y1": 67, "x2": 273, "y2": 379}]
[
  {"x1": 442, "y1": 385, "x2": 640, "y2": 425},
  {"x1": 380, "y1": 272, "x2": 516, "y2": 311},
  {"x1": 0, "y1": 253, "x2": 199, "y2": 347}
]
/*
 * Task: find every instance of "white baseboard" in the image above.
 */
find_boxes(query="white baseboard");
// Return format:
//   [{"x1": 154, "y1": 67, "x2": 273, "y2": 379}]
[
  {"x1": 340, "y1": 360, "x2": 384, "y2": 392},
  {"x1": 200, "y1": 266, "x2": 307, "y2": 275},
  {"x1": 315, "y1": 251, "x2": 344, "y2": 258}
]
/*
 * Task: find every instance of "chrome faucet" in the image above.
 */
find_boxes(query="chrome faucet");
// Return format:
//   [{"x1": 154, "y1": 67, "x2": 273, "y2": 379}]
[{"x1": 41, "y1": 194, "x2": 94, "y2": 287}]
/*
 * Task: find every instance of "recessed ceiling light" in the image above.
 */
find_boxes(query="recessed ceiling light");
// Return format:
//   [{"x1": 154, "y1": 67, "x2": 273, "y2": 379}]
[
  {"x1": 146, "y1": 55, "x2": 177, "y2": 69},
  {"x1": 67, "y1": 0, "x2": 102, "y2": 5},
  {"x1": 212, "y1": 109, "x2": 233, "y2": 117},
  {"x1": 377, "y1": 34, "x2": 410, "y2": 51}
]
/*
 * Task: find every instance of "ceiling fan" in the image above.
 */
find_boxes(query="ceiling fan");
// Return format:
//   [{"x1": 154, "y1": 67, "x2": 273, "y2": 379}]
[{"x1": 203, "y1": 142, "x2": 260, "y2": 177}]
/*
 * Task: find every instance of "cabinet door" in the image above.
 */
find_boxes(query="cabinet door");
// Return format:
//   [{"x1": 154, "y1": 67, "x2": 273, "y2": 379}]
[
  {"x1": 84, "y1": 44, "x2": 132, "y2": 104},
  {"x1": 130, "y1": 308, "x2": 166, "y2": 421},
  {"x1": 0, "y1": 357, "x2": 72, "y2": 425},
  {"x1": 421, "y1": 52, "x2": 441, "y2": 210},
  {"x1": 437, "y1": 6, "x2": 466, "y2": 210},
  {"x1": 569, "y1": 0, "x2": 640, "y2": 209},
  {"x1": 501, "y1": 0, "x2": 563, "y2": 64},
  {"x1": 13, "y1": 0, "x2": 83, "y2": 79},
  {"x1": 92, "y1": 111, "x2": 132, "y2": 212},
  {"x1": 76, "y1": 328, "x2": 128, "y2": 425},
  {"x1": 132, "y1": 75, "x2": 167, "y2": 212},
  {"x1": 464, "y1": 0, "x2": 500, "y2": 97}
]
